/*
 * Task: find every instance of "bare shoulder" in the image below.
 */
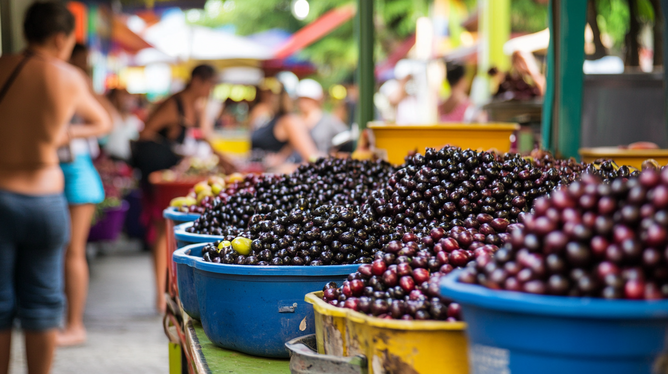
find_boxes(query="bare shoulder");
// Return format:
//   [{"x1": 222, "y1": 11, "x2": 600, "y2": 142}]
[
  {"x1": 280, "y1": 113, "x2": 305, "y2": 126},
  {"x1": 144, "y1": 95, "x2": 177, "y2": 126},
  {"x1": 51, "y1": 60, "x2": 87, "y2": 86}
]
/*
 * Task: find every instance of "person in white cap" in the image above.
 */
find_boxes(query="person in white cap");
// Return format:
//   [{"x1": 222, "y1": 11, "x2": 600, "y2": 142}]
[{"x1": 296, "y1": 79, "x2": 347, "y2": 154}]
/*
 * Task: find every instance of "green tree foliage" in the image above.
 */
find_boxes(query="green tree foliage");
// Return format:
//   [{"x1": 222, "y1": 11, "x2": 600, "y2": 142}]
[
  {"x1": 594, "y1": 0, "x2": 655, "y2": 52},
  {"x1": 192, "y1": 0, "x2": 429, "y2": 87},
  {"x1": 510, "y1": 0, "x2": 548, "y2": 33},
  {"x1": 461, "y1": 0, "x2": 548, "y2": 33}
]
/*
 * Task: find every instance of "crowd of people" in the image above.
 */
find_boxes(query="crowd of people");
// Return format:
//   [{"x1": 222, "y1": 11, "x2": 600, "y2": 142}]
[
  {"x1": 0, "y1": 4, "x2": 352, "y2": 372},
  {"x1": 0, "y1": 2, "x2": 545, "y2": 374}
]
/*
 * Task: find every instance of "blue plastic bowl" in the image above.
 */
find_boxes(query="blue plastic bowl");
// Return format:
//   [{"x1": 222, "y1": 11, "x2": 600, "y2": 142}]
[
  {"x1": 174, "y1": 222, "x2": 225, "y2": 248},
  {"x1": 163, "y1": 207, "x2": 200, "y2": 224},
  {"x1": 191, "y1": 246, "x2": 360, "y2": 358},
  {"x1": 440, "y1": 270, "x2": 668, "y2": 374},
  {"x1": 172, "y1": 244, "x2": 203, "y2": 320}
]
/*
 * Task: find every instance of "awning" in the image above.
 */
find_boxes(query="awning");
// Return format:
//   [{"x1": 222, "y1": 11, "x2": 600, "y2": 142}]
[
  {"x1": 143, "y1": 13, "x2": 273, "y2": 61},
  {"x1": 273, "y1": 4, "x2": 356, "y2": 59},
  {"x1": 112, "y1": 16, "x2": 152, "y2": 54},
  {"x1": 261, "y1": 58, "x2": 316, "y2": 78},
  {"x1": 503, "y1": 28, "x2": 550, "y2": 55}
]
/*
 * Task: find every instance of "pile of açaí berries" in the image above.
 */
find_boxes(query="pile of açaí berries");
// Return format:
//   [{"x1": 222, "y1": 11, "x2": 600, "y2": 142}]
[
  {"x1": 459, "y1": 168, "x2": 668, "y2": 300},
  {"x1": 194, "y1": 147, "x2": 625, "y2": 267},
  {"x1": 189, "y1": 146, "x2": 642, "y2": 319}
]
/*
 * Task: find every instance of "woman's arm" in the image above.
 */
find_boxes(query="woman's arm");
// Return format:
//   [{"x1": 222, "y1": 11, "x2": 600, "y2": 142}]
[
  {"x1": 276, "y1": 114, "x2": 320, "y2": 162},
  {"x1": 194, "y1": 99, "x2": 239, "y2": 173},
  {"x1": 69, "y1": 71, "x2": 112, "y2": 140},
  {"x1": 139, "y1": 99, "x2": 176, "y2": 140},
  {"x1": 197, "y1": 98, "x2": 214, "y2": 140}
]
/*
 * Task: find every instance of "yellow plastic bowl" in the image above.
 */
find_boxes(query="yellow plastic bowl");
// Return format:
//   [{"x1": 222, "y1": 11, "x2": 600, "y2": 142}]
[
  {"x1": 579, "y1": 147, "x2": 668, "y2": 170},
  {"x1": 305, "y1": 291, "x2": 349, "y2": 356},
  {"x1": 210, "y1": 137, "x2": 250, "y2": 155},
  {"x1": 306, "y1": 291, "x2": 469, "y2": 374},
  {"x1": 369, "y1": 122, "x2": 520, "y2": 165}
]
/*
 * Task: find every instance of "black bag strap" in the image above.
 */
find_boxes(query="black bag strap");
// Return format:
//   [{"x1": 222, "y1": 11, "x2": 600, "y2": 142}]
[{"x1": 0, "y1": 50, "x2": 34, "y2": 105}]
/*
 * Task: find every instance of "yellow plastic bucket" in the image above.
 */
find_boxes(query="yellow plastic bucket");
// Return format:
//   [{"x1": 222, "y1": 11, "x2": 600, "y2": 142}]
[
  {"x1": 306, "y1": 291, "x2": 469, "y2": 374},
  {"x1": 210, "y1": 137, "x2": 251, "y2": 155},
  {"x1": 369, "y1": 122, "x2": 520, "y2": 165},
  {"x1": 579, "y1": 147, "x2": 668, "y2": 170},
  {"x1": 305, "y1": 291, "x2": 349, "y2": 357}
]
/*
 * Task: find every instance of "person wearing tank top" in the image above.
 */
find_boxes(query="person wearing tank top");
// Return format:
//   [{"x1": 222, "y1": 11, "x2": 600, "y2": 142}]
[
  {"x1": 250, "y1": 85, "x2": 320, "y2": 172},
  {"x1": 134, "y1": 64, "x2": 236, "y2": 313},
  {"x1": 0, "y1": 3, "x2": 110, "y2": 373}
]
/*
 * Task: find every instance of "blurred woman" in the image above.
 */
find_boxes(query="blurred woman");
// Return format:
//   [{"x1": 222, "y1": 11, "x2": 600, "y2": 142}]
[
  {"x1": 134, "y1": 64, "x2": 234, "y2": 312},
  {"x1": 439, "y1": 63, "x2": 472, "y2": 122},
  {"x1": 0, "y1": 3, "x2": 110, "y2": 370},
  {"x1": 251, "y1": 86, "x2": 319, "y2": 170},
  {"x1": 248, "y1": 79, "x2": 280, "y2": 130},
  {"x1": 57, "y1": 43, "x2": 113, "y2": 347},
  {"x1": 103, "y1": 88, "x2": 143, "y2": 162}
]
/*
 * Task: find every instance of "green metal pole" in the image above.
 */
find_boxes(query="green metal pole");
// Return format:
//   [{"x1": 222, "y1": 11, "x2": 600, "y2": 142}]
[
  {"x1": 541, "y1": 0, "x2": 556, "y2": 150},
  {"x1": 356, "y1": 0, "x2": 374, "y2": 131},
  {"x1": 543, "y1": 0, "x2": 587, "y2": 159},
  {"x1": 661, "y1": 0, "x2": 668, "y2": 133}
]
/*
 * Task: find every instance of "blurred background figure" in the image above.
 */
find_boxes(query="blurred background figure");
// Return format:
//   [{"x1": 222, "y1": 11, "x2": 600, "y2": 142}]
[
  {"x1": 0, "y1": 1, "x2": 109, "y2": 372},
  {"x1": 511, "y1": 50, "x2": 546, "y2": 96},
  {"x1": 57, "y1": 43, "x2": 113, "y2": 347},
  {"x1": 296, "y1": 79, "x2": 347, "y2": 155},
  {"x1": 439, "y1": 63, "x2": 473, "y2": 122},
  {"x1": 248, "y1": 78, "x2": 281, "y2": 130},
  {"x1": 383, "y1": 73, "x2": 419, "y2": 124},
  {"x1": 103, "y1": 88, "x2": 144, "y2": 162},
  {"x1": 133, "y1": 64, "x2": 234, "y2": 312},
  {"x1": 251, "y1": 84, "x2": 319, "y2": 171}
]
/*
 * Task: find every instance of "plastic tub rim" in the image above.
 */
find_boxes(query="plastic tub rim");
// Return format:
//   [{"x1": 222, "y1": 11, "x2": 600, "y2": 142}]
[
  {"x1": 174, "y1": 221, "x2": 227, "y2": 242},
  {"x1": 368, "y1": 122, "x2": 520, "y2": 131},
  {"x1": 175, "y1": 242, "x2": 364, "y2": 276},
  {"x1": 579, "y1": 146, "x2": 668, "y2": 157},
  {"x1": 163, "y1": 207, "x2": 200, "y2": 221},
  {"x1": 305, "y1": 291, "x2": 467, "y2": 331},
  {"x1": 173, "y1": 244, "x2": 200, "y2": 267},
  {"x1": 440, "y1": 270, "x2": 668, "y2": 319}
]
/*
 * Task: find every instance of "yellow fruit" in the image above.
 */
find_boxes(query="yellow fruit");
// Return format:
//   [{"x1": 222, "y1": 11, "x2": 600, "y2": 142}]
[
  {"x1": 184, "y1": 197, "x2": 197, "y2": 206},
  {"x1": 217, "y1": 240, "x2": 232, "y2": 251},
  {"x1": 231, "y1": 237, "x2": 252, "y2": 255},
  {"x1": 227, "y1": 173, "x2": 244, "y2": 183},
  {"x1": 162, "y1": 170, "x2": 176, "y2": 181},
  {"x1": 211, "y1": 183, "x2": 223, "y2": 195},
  {"x1": 169, "y1": 197, "x2": 187, "y2": 207},
  {"x1": 208, "y1": 175, "x2": 225, "y2": 186},
  {"x1": 196, "y1": 190, "x2": 213, "y2": 204},
  {"x1": 194, "y1": 181, "x2": 211, "y2": 194}
]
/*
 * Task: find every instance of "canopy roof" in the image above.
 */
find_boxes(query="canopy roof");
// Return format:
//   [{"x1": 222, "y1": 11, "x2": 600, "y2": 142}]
[{"x1": 143, "y1": 12, "x2": 273, "y2": 61}]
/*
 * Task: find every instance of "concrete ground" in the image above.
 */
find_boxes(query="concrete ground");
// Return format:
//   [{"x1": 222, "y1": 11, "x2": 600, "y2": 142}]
[{"x1": 9, "y1": 239, "x2": 169, "y2": 374}]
